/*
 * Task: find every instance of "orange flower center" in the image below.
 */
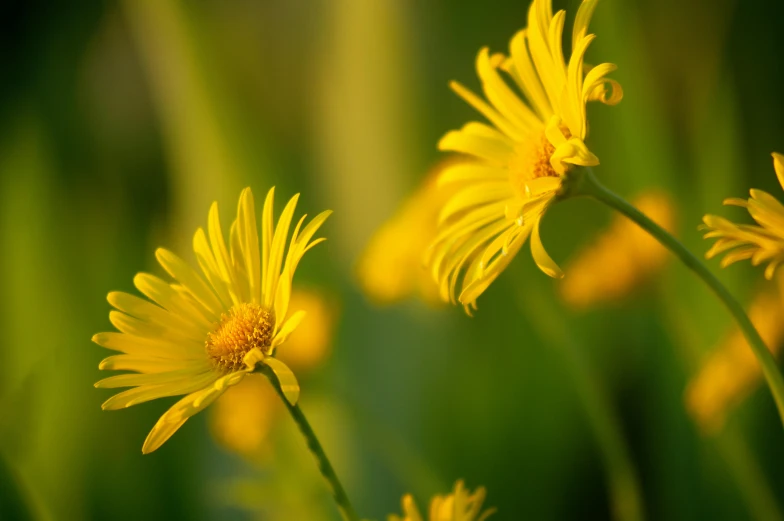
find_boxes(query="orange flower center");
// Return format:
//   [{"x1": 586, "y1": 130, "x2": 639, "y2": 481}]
[
  {"x1": 206, "y1": 303, "x2": 275, "y2": 373},
  {"x1": 508, "y1": 133, "x2": 558, "y2": 199}
]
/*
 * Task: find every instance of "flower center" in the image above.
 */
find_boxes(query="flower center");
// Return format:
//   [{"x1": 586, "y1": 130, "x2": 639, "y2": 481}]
[
  {"x1": 206, "y1": 303, "x2": 275, "y2": 373},
  {"x1": 508, "y1": 133, "x2": 558, "y2": 199}
]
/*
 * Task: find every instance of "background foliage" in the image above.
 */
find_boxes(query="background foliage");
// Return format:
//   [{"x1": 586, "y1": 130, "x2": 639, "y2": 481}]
[{"x1": 2, "y1": 0, "x2": 784, "y2": 519}]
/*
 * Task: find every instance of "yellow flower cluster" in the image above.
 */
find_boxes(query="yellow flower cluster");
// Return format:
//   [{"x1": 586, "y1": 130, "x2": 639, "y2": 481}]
[{"x1": 388, "y1": 481, "x2": 495, "y2": 521}]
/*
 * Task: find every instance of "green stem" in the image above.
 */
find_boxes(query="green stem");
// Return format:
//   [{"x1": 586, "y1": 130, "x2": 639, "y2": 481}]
[
  {"x1": 567, "y1": 167, "x2": 784, "y2": 428},
  {"x1": 514, "y1": 270, "x2": 645, "y2": 521},
  {"x1": 263, "y1": 369, "x2": 360, "y2": 521}
]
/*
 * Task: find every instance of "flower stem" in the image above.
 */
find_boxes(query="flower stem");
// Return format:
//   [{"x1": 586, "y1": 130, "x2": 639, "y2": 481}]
[
  {"x1": 513, "y1": 270, "x2": 645, "y2": 521},
  {"x1": 263, "y1": 369, "x2": 360, "y2": 521},
  {"x1": 568, "y1": 167, "x2": 784, "y2": 429}
]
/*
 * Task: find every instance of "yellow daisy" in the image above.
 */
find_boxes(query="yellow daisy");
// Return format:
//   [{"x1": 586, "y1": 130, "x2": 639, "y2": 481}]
[
  {"x1": 427, "y1": 0, "x2": 622, "y2": 310},
  {"x1": 560, "y1": 191, "x2": 674, "y2": 309},
  {"x1": 93, "y1": 187, "x2": 331, "y2": 453},
  {"x1": 388, "y1": 481, "x2": 495, "y2": 521},
  {"x1": 702, "y1": 152, "x2": 784, "y2": 280}
]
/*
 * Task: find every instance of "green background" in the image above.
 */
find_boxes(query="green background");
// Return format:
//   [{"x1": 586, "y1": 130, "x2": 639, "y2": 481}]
[{"x1": 1, "y1": 0, "x2": 784, "y2": 519}]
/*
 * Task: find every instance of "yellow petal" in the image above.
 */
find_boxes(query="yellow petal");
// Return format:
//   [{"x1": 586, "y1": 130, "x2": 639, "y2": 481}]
[
  {"x1": 142, "y1": 385, "x2": 226, "y2": 454},
  {"x1": 207, "y1": 202, "x2": 238, "y2": 303},
  {"x1": 100, "y1": 372, "x2": 217, "y2": 410},
  {"x1": 155, "y1": 249, "x2": 223, "y2": 319},
  {"x1": 531, "y1": 219, "x2": 563, "y2": 278},
  {"x1": 98, "y1": 354, "x2": 208, "y2": 373},
  {"x1": 264, "y1": 357, "x2": 300, "y2": 405},
  {"x1": 264, "y1": 193, "x2": 300, "y2": 308},
  {"x1": 773, "y1": 152, "x2": 784, "y2": 191},
  {"x1": 261, "y1": 187, "x2": 276, "y2": 302},
  {"x1": 438, "y1": 126, "x2": 514, "y2": 166},
  {"x1": 272, "y1": 310, "x2": 307, "y2": 348},
  {"x1": 237, "y1": 188, "x2": 261, "y2": 304}
]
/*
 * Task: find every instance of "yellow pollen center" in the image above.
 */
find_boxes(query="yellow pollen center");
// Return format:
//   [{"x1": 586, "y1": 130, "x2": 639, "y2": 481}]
[
  {"x1": 206, "y1": 303, "x2": 275, "y2": 373},
  {"x1": 509, "y1": 133, "x2": 559, "y2": 199}
]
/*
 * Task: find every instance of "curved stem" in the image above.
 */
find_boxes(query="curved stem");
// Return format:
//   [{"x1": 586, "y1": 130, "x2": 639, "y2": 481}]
[
  {"x1": 263, "y1": 369, "x2": 360, "y2": 521},
  {"x1": 568, "y1": 167, "x2": 784, "y2": 428},
  {"x1": 513, "y1": 270, "x2": 645, "y2": 521}
]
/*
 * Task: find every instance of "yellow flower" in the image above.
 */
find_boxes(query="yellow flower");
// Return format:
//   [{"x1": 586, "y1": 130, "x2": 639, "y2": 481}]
[
  {"x1": 388, "y1": 481, "x2": 495, "y2": 521},
  {"x1": 427, "y1": 0, "x2": 622, "y2": 310},
  {"x1": 685, "y1": 282, "x2": 784, "y2": 431},
  {"x1": 560, "y1": 192, "x2": 675, "y2": 308},
  {"x1": 702, "y1": 152, "x2": 784, "y2": 280},
  {"x1": 356, "y1": 159, "x2": 460, "y2": 305},
  {"x1": 93, "y1": 187, "x2": 331, "y2": 453},
  {"x1": 209, "y1": 376, "x2": 281, "y2": 457}
]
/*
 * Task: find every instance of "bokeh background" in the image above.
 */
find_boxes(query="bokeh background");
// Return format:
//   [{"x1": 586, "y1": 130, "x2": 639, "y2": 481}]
[{"x1": 2, "y1": 0, "x2": 784, "y2": 519}]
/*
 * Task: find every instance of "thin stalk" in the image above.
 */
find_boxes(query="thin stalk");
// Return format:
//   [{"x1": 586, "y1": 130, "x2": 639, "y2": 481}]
[
  {"x1": 263, "y1": 369, "x2": 360, "y2": 521},
  {"x1": 0, "y1": 452, "x2": 36, "y2": 521},
  {"x1": 514, "y1": 270, "x2": 645, "y2": 521},
  {"x1": 566, "y1": 167, "x2": 784, "y2": 428},
  {"x1": 656, "y1": 285, "x2": 783, "y2": 521}
]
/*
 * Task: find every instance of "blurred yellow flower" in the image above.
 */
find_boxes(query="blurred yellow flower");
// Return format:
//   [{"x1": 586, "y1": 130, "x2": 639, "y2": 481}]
[
  {"x1": 276, "y1": 288, "x2": 337, "y2": 372},
  {"x1": 685, "y1": 282, "x2": 784, "y2": 431},
  {"x1": 356, "y1": 160, "x2": 459, "y2": 305},
  {"x1": 210, "y1": 376, "x2": 281, "y2": 457},
  {"x1": 702, "y1": 152, "x2": 784, "y2": 280},
  {"x1": 427, "y1": 0, "x2": 622, "y2": 311},
  {"x1": 560, "y1": 191, "x2": 675, "y2": 309},
  {"x1": 388, "y1": 481, "x2": 495, "y2": 521},
  {"x1": 93, "y1": 187, "x2": 330, "y2": 453}
]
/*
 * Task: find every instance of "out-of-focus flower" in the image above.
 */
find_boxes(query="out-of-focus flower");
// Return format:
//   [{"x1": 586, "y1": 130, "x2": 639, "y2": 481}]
[
  {"x1": 218, "y1": 394, "x2": 356, "y2": 520},
  {"x1": 276, "y1": 289, "x2": 337, "y2": 372},
  {"x1": 93, "y1": 187, "x2": 330, "y2": 453},
  {"x1": 702, "y1": 152, "x2": 784, "y2": 280},
  {"x1": 560, "y1": 192, "x2": 675, "y2": 309},
  {"x1": 388, "y1": 481, "x2": 495, "y2": 521},
  {"x1": 356, "y1": 160, "x2": 461, "y2": 305},
  {"x1": 210, "y1": 376, "x2": 281, "y2": 457},
  {"x1": 685, "y1": 281, "x2": 784, "y2": 431},
  {"x1": 426, "y1": 0, "x2": 622, "y2": 312}
]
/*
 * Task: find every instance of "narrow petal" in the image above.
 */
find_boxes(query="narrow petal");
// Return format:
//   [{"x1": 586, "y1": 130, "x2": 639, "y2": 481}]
[
  {"x1": 774, "y1": 153, "x2": 784, "y2": 191},
  {"x1": 264, "y1": 357, "x2": 300, "y2": 405},
  {"x1": 271, "y1": 310, "x2": 307, "y2": 348},
  {"x1": 530, "y1": 219, "x2": 563, "y2": 278},
  {"x1": 100, "y1": 372, "x2": 218, "y2": 410},
  {"x1": 155, "y1": 249, "x2": 223, "y2": 319},
  {"x1": 141, "y1": 385, "x2": 227, "y2": 453},
  {"x1": 264, "y1": 194, "x2": 300, "y2": 308},
  {"x1": 237, "y1": 188, "x2": 261, "y2": 304}
]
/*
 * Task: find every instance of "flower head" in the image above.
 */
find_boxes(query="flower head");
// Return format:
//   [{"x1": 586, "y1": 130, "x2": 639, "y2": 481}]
[
  {"x1": 93, "y1": 187, "x2": 331, "y2": 453},
  {"x1": 560, "y1": 192, "x2": 674, "y2": 308},
  {"x1": 702, "y1": 152, "x2": 784, "y2": 280},
  {"x1": 427, "y1": 0, "x2": 622, "y2": 311},
  {"x1": 388, "y1": 481, "x2": 495, "y2": 521}
]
